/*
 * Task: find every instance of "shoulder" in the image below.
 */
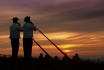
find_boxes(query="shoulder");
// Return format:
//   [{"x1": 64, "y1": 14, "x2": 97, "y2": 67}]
[
  {"x1": 22, "y1": 23, "x2": 27, "y2": 26},
  {"x1": 14, "y1": 24, "x2": 21, "y2": 28},
  {"x1": 28, "y1": 23, "x2": 34, "y2": 27},
  {"x1": 10, "y1": 23, "x2": 15, "y2": 27}
]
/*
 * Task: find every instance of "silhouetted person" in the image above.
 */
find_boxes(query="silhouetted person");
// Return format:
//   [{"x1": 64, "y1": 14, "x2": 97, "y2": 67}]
[
  {"x1": 97, "y1": 59, "x2": 100, "y2": 63},
  {"x1": 54, "y1": 56, "x2": 58, "y2": 60},
  {"x1": 4, "y1": 55, "x2": 6, "y2": 58},
  {"x1": 62, "y1": 53, "x2": 71, "y2": 61},
  {"x1": 9, "y1": 17, "x2": 23, "y2": 60},
  {"x1": 39, "y1": 53, "x2": 43, "y2": 60},
  {"x1": 22, "y1": 16, "x2": 37, "y2": 60},
  {"x1": 44, "y1": 54, "x2": 50, "y2": 60},
  {"x1": 72, "y1": 53, "x2": 81, "y2": 61}
]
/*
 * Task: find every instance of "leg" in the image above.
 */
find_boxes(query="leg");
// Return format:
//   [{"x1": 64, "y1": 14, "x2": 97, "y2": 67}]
[
  {"x1": 11, "y1": 38, "x2": 19, "y2": 60},
  {"x1": 27, "y1": 38, "x2": 33, "y2": 59},
  {"x1": 23, "y1": 38, "x2": 33, "y2": 60}
]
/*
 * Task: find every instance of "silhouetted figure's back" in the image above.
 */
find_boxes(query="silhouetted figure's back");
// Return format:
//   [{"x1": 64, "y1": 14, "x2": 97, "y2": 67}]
[
  {"x1": 54, "y1": 56, "x2": 58, "y2": 60},
  {"x1": 72, "y1": 53, "x2": 81, "y2": 61},
  {"x1": 39, "y1": 53, "x2": 43, "y2": 60},
  {"x1": 97, "y1": 59, "x2": 100, "y2": 63},
  {"x1": 44, "y1": 54, "x2": 50, "y2": 60},
  {"x1": 62, "y1": 53, "x2": 71, "y2": 61}
]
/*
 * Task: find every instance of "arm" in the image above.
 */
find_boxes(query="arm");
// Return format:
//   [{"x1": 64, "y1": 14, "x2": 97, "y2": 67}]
[
  {"x1": 17, "y1": 23, "x2": 21, "y2": 26},
  {"x1": 17, "y1": 24, "x2": 23, "y2": 32},
  {"x1": 31, "y1": 24, "x2": 37, "y2": 31},
  {"x1": 29, "y1": 21, "x2": 37, "y2": 31},
  {"x1": 30, "y1": 21, "x2": 34, "y2": 25}
]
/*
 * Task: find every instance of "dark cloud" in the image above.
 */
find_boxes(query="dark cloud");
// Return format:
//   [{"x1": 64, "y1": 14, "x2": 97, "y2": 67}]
[
  {"x1": 0, "y1": 1, "x2": 104, "y2": 37},
  {"x1": 81, "y1": 10, "x2": 104, "y2": 18},
  {"x1": 68, "y1": 46, "x2": 104, "y2": 53},
  {"x1": 33, "y1": 17, "x2": 104, "y2": 33}
]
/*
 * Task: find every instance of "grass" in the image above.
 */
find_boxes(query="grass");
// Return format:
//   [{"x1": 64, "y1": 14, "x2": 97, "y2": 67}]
[{"x1": 0, "y1": 56, "x2": 104, "y2": 70}]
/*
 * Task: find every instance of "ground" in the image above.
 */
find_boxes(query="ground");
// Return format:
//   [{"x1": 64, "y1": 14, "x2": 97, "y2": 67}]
[{"x1": 0, "y1": 57, "x2": 104, "y2": 70}]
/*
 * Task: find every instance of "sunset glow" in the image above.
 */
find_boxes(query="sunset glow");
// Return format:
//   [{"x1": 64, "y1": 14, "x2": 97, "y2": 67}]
[
  {"x1": 63, "y1": 50, "x2": 72, "y2": 53},
  {"x1": 59, "y1": 44, "x2": 78, "y2": 48}
]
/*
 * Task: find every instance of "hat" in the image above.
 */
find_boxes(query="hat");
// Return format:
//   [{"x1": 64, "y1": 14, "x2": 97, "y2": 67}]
[
  {"x1": 24, "y1": 16, "x2": 30, "y2": 20},
  {"x1": 12, "y1": 17, "x2": 19, "y2": 20}
]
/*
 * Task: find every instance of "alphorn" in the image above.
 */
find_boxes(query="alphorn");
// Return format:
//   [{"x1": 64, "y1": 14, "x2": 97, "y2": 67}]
[
  {"x1": 32, "y1": 39, "x2": 53, "y2": 60},
  {"x1": 36, "y1": 28, "x2": 70, "y2": 60}
]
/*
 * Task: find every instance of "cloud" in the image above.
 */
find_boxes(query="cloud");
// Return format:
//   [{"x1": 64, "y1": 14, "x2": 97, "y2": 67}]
[
  {"x1": 69, "y1": 46, "x2": 104, "y2": 53},
  {"x1": 81, "y1": 10, "x2": 104, "y2": 18},
  {"x1": 33, "y1": 32, "x2": 104, "y2": 46}
]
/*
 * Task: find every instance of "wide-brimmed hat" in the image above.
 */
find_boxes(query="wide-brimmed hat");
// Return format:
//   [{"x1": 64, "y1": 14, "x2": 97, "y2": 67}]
[
  {"x1": 12, "y1": 17, "x2": 19, "y2": 20},
  {"x1": 24, "y1": 16, "x2": 30, "y2": 20}
]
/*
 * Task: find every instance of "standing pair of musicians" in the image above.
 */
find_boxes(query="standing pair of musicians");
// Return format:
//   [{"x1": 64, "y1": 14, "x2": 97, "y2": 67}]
[{"x1": 9, "y1": 16, "x2": 37, "y2": 60}]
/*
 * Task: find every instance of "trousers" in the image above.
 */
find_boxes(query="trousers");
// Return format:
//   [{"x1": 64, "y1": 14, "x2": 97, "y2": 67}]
[
  {"x1": 11, "y1": 38, "x2": 19, "y2": 59},
  {"x1": 23, "y1": 38, "x2": 33, "y2": 60}
]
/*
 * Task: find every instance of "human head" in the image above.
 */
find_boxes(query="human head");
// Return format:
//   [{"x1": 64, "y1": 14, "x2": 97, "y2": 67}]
[
  {"x1": 24, "y1": 16, "x2": 30, "y2": 22},
  {"x1": 40, "y1": 53, "x2": 43, "y2": 56},
  {"x1": 75, "y1": 53, "x2": 78, "y2": 57},
  {"x1": 12, "y1": 17, "x2": 19, "y2": 23}
]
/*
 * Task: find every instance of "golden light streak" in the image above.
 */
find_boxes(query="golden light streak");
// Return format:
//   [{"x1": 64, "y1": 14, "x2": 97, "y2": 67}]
[
  {"x1": 33, "y1": 32, "x2": 78, "y2": 40},
  {"x1": 46, "y1": 32, "x2": 77, "y2": 38},
  {"x1": 58, "y1": 44, "x2": 83, "y2": 48},
  {"x1": 63, "y1": 50, "x2": 72, "y2": 53},
  {"x1": 0, "y1": 35, "x2": 9, "y2": 39}
]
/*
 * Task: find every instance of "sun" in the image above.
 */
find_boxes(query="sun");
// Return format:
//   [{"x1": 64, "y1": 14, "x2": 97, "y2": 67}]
[{"x1": 63, "y1": 50, "x2": 72, "y2": 53}]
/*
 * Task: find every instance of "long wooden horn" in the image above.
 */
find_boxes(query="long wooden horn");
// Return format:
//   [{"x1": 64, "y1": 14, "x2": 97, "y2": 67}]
[
  {"x1": 32, "y1": 39, "x2": 53, "y2": 60},
  {"x1": 36, "y1": 28, "x2": 70, "y2": 60}
]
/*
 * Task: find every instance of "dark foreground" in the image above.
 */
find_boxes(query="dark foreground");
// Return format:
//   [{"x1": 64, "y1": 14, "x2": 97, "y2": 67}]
[{"x1": 0, "y1": 57, "x2": 104, "y2": 70}]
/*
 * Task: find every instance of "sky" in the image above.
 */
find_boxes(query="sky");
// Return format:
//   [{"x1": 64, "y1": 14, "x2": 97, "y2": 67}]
[{"x1": 0, "y1": 0, "x2": 104, "y2": 59}]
